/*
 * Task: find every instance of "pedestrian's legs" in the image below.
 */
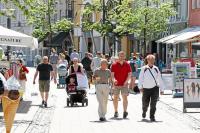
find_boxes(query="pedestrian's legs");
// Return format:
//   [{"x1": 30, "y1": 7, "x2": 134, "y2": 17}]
[
  {"x1": 40, "y1": 92, "x2": 44, "y2": 101},
  {"x1": 113, "y1": 94, "x2": 119, "y2": 112},
  {"x1": 44, "y1": 92, "x2": 49, "y2": 102},
  {"x1": 96, "y1": 85, "x2": 104, "y2": 118},
  {"x1": 122, "y1": 94, "x2": 128, "y2": 112},
  {"x1": 130, "y1": 76, "x2": 136, "y2": 89},
  {"x1": 102, "y1": 86, "x2": 110, "y2": 118},
  {"x1": 142, "y1": 89, "x2": 151, "y2": 114},
  {"x1": 150, "y1": 87, "x2": 159, "y2": 119}
]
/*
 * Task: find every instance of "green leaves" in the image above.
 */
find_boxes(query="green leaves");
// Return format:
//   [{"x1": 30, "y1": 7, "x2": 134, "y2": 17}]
[
  {"x1": 52, "y1": 18, "x2": 74, "y2": 32},
  {"x1": 1, "y1": 0, "x2": 73, "y2": 42},
  {"x1": 82, "y1": 0, "x2": 176, "y2": 40}
]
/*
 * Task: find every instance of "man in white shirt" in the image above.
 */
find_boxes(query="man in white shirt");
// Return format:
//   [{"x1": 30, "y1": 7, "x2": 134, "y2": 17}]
[{"x1": 138, "y1": 54, "x2": 164, "y2": 122}]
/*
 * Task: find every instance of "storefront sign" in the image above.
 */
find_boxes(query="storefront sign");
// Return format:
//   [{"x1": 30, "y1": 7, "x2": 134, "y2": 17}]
[{"x1": 0, "y1": 37, "x2": 21, "y2": 43}]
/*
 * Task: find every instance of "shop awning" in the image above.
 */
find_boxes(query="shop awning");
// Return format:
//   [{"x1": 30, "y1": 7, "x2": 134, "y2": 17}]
[
  {"x1": 47, "y1": 32, "x2": 71, "y2": 47},
  {"x1": 156, "y1": 27, "x2": 194, "y2": 43},
  {"x1": 0, "y1": 25, "x2": 38, "y2": 49},
  {"x1": 156, "y1": 27, "x2": 200, "y2": 44}
]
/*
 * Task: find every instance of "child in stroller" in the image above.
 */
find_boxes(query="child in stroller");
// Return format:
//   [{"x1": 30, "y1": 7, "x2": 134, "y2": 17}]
[{"x1": 66, "y1": 73, "x2": 88, "y2": 107}]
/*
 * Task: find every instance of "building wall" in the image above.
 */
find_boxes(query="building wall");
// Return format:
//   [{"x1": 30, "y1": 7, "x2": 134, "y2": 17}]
[{"x1": 189, "y1": 0, "x2": 200, "y2": 26}]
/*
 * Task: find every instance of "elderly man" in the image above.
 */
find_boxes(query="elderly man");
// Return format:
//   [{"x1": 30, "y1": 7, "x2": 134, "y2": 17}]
[
  {"x1": 138, "y1": 54, "x2": 164, "y2": 122},
  {"x1": 111, "y1": 51, "x2": 132, "y2": 119},
  {"x1": 33, "y1": 56, "x2": 56, "y2": 108}
]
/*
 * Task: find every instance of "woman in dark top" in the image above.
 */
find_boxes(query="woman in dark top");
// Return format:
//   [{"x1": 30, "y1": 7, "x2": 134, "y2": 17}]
[{"x1": 69, "y1": 58, "x2": 84, "y2": 75}]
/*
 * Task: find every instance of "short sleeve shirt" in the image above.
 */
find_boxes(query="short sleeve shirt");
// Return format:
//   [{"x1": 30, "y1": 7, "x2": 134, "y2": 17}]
[
  {"x1": 94, "y1": 68, "x2": 111, "y2": 84},
  {"x1": 111, "y1": 61, "x2": 132, "y2": 86},
  {"x1": 37, "y1": 63, "x2": 53, "y2": 80}
]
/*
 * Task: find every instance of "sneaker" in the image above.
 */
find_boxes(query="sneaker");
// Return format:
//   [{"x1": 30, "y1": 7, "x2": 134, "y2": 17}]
[
  {"x1": 142, "y1": 112, "x2": 146, "y2": 118},
  {"x1": 42, "y1": 100, "x2": 45, "y2": 105},
  {"x1": 150, "y1": 118, "x2": 156, "y2": 122},
  {"x1": 114, "y1": 112, "x2": 119, "y2": 118},
  {"x1": 44, "y1": 101, "x2": 47, "y2": 108},
  {"x1": 123, "y1": 111, "x2": 128, "y2": 119},
  {"x1": 99, "y1": 117, "x2": 105, "y2": 121},
  {"x1": 150, "y1": 116, "x2": 156, "y2": 122}
]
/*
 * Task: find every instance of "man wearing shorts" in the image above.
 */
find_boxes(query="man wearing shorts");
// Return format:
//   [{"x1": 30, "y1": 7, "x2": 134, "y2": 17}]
[
  {"x1": 111, "y1": 51, "x2": 132, "y2": 118},
  {"x1": 33, "y1": 56, "x2": 56, "y2": 107}
]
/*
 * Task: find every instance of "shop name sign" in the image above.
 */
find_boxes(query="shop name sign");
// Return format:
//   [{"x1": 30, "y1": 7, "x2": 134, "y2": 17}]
[{"x1": 0, "y1": 37, "x2": 21, "y2": 43}]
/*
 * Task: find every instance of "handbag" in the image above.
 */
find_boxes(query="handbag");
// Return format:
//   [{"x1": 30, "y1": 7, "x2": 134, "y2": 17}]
[{"x1": 19, "y1": 67, "x2": 26, "y2": 80}]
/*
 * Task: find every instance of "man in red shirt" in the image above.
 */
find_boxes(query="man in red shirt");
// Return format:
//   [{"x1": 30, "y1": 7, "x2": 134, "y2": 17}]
[{"x1": 111, "y1": 51, "x2": 132, "y2": 118}]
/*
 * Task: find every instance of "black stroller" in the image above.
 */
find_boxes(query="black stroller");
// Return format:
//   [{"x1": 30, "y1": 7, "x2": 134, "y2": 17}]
[{"x1": 66, "y1": 73, "x2": 88, "y2": 107}]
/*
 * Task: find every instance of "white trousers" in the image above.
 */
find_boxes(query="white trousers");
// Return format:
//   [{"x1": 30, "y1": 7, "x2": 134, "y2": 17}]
[{"x1": 95, "y1": 84, "x2": 110, "y2": 118}]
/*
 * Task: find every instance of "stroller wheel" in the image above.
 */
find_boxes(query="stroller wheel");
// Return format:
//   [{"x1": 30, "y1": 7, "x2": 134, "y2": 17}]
[
  {"x1": 82, "y1": 100, "x2": 84, "y2": 107},
  {"x1": 67, "y1": 98, "x2": 69, "y2": 107},
  {"x1": 71, "y1": 101, "x2": 74, "y2": 107},
  {"x1": 85, "y1": 99, "x2": 88, "y2": 106}
]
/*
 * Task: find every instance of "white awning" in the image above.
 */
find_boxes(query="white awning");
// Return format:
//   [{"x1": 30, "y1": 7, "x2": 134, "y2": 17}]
[
  {"x1": 0, "y1": 25, "x2": 38, "y2": 49},
  {"x1": 156, "y1": 27, "x2": 194, "y2": 43},
  {"x1": 156, "y1": 27, "x2": 200, "y2": 44}
]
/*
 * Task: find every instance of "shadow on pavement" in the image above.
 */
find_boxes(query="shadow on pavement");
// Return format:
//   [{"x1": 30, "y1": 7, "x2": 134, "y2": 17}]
[
  {"x1": 109, "y1": 117, "x2": 124, "y2": 121},
  {"x1": 90, "y1": 120, "x2": 111, "y2": 123},
  {"x1": 16, "y1": 100, "x2": 32, "y2": 113},
  {"x1": 0, "y1": 101, "x2": 32, "y2": 114},
  {"x1": 138, "y1": 119, "x2": 163, "y2": 123}
]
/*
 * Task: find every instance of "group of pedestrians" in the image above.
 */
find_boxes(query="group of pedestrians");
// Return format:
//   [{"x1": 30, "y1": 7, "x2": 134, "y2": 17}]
[
  {"x1": 28, "y1": 48, "x2": 165, "y2": 122},
  {"x1": 93, "y1": 51, "x2": 165, "y2": 122}
]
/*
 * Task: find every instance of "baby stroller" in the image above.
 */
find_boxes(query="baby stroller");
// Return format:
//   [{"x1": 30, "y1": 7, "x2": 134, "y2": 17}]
[
  {"x1": 57, "y1": 64, "x2": 68, "y2": 88},
  {"x1": 66, "y1": 73, "x2": 88, "y2": 107}
]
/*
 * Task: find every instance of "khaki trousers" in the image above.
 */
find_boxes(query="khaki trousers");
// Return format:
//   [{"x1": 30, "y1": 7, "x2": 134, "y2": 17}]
[{"x1": 95, "y1": 84, "x2": 110, "y2": 118}]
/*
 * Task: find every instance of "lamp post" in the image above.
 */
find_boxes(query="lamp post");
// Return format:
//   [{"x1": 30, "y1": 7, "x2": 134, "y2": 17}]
[
  {"x1": 2, "y1": 8, "x2": 15, "y2": 61},
  {"x1": 102, "y1": 0, "x2": 106, "y2": 55}
]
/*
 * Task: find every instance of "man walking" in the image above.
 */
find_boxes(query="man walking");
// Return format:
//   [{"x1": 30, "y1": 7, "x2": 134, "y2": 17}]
[
  {"x1": 93, "y1": 59, "x2": 111, "y2": 121},
  {"x1": 111, "y1": 51, "x2": 132, "y2": 118},
  {"x1": 138, "y1": 54, "x2": 164, "y2": 121},
  {"x1": 33, "y1": 56, "x2": 56, "y2": 107},
  {"x1": 81, "y1": 52, "x2": 92, "y2": 87}
]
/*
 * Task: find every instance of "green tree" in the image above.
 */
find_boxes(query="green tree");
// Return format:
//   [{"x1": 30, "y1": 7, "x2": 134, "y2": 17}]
[
  {"x1": 82, "y1": 0, "x2": 176, "y2": 54},
  {"x1": 2, "y1": 0, "x2": 73, "y2": 42}
]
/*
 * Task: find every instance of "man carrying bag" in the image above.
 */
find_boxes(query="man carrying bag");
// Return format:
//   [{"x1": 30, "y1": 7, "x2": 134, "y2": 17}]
[{"x1": 138, "y1": 54, "x2": 165, "y2": 122}]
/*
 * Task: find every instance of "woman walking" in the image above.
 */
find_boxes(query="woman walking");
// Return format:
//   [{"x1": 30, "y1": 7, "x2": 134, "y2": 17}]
[
  {"x1": 17, "y1": 59, "x2": 29, "y2": 99},
  {"x1": 93, "y1": 59, "x2": 111, "y2": 121}
]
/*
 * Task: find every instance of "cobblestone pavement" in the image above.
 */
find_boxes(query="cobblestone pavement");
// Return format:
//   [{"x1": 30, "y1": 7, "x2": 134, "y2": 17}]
[{"x1": 0, "y1": 68, "x2": 200, "y2": 133}]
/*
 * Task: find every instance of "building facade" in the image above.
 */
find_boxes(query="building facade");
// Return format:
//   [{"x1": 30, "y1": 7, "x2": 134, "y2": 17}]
[{"x1": 189, "y1": 0, "x2": 200, "y2": 26}]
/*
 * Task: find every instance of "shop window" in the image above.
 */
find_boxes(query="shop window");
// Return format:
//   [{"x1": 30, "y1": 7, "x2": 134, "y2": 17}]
[{"x1": 192, "y1": 0, "x2": 197, "y2": 9}]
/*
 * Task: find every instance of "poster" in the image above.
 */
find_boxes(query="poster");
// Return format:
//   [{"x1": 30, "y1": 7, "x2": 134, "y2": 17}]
[
  {"x1": 184, "y1": 78, "x2": 200, "y2": 103},
  {"x1": 162, "y1": 74, "x2": 173, "y2": 90},
  {"x1": 173, "y1": 62, "x2": 190, "y2": 90}
]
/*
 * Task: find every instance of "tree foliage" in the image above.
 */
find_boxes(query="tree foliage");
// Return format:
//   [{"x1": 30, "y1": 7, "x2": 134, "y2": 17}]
[
  {"x1": 82, "y1": 0, "x2": 176, "y2": 40},
  {"x1": 2, "y1": 0, "x2": 73, "y2": 41}
]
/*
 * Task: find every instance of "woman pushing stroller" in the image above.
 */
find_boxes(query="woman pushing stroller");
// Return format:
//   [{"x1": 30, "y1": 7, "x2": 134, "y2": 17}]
[{"x1": 66, "y1": 58, "x2": 88, "y2": 106}]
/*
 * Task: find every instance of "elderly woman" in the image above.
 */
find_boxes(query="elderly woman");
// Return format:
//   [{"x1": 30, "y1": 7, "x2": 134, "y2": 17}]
[
  {"x1": 69, "y1": 58, "x2": 84, "y2": 75},
  {"x1": 93, "y1": 59, "x2": 111, "y2": 121}
]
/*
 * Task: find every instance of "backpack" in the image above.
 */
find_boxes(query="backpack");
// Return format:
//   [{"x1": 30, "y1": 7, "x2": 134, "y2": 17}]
[
  {"x1": 129, "y1": 60, "x2": 136, "y2": 72},
  {"x1": 0, "y1": 78, "x2": 4, "y2": 95}
]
